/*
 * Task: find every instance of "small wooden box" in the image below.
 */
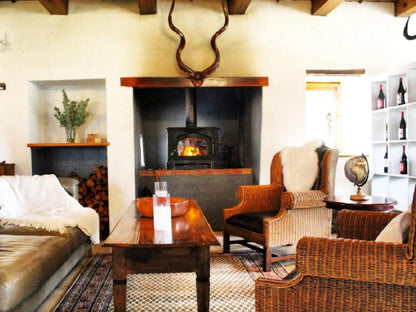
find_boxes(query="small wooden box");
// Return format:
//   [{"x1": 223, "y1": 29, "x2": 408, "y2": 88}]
[
  {"x1": 0, "y1": 163, "x2": 15, "y2": 176},
  {"x1": 86, "y1": 133, "x2": 102, "y2": 143}
]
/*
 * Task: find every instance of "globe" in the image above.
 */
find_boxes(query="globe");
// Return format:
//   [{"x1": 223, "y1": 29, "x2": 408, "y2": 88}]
[{"x1": 344, "y1": 154, "x2": 373, "y2": 201}]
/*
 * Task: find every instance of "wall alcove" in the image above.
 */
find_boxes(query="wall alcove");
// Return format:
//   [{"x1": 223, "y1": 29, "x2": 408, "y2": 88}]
[
  {"x1": 125, "y1": 77, "x2": 268, "y2": 180},
  {"x1": 27, "y1": 79, "x2": 110, "y2": 237},
  {"x1": 124, "y1": 76, "x2": 268, "y2": 230}
]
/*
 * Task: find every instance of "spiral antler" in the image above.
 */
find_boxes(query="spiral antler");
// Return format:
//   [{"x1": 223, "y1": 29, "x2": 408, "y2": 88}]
[
  {"x1": 168, "y1": 0, "x2": 229, "y2": 86},
  {"x1": 404, "y1": 16, "x2": 416, "y2": 40}
]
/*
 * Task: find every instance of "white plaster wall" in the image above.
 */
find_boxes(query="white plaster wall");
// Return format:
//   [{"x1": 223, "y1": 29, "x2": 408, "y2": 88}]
[{"x1": 1, "y1": 0, "x2": 415, "y2": 228}]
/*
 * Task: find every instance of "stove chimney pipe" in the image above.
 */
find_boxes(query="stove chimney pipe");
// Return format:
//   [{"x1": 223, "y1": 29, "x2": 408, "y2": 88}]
[{"x1": 185, "y1": 88, "x2": 197, "y2": 128}]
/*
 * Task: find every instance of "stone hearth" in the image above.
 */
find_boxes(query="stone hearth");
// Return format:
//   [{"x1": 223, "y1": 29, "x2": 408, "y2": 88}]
[{"x1": 139, "y1": 168, "x2": 252, "y2": 230}]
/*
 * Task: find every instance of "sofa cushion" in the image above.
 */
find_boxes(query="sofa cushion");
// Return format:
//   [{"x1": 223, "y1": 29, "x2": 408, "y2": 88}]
[
  {"x1": 226, "y1": 211, "x2": 278, "y2": 233},
  {"x1": 0, "y1": 235, "x2": 72, "y2": 311},
  {"x1": 375, "y1": 209, "x2": 411, "y2": 243},
  {"x1": 0, "y1": 225, "x2": 89, "y2": 253},
  {"x1": 311, "y1": 145, "x2": 330, "y2": 190}
]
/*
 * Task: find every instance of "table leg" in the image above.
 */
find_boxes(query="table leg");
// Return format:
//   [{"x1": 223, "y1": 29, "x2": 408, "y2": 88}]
[
  {"x1": 196, "y1": 246, "x2": 210, "y2": 312},
  {"x1": 112, "y1": 248, "x2": 127, "y2": 312}
]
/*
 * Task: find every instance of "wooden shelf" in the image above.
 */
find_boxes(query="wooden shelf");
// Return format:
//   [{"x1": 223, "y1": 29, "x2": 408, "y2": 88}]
[
  {"x1": 120, "y1": 76, "x2": 269, "y2": 88},
  {"x1": 27, "y1": 142, "x2": 110, "y2": 148}
]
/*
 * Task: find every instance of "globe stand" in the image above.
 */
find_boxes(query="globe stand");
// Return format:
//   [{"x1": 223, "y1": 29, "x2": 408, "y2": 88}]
[{"x1": 350, "y1": 186, "x2": 369, "y2": 201}]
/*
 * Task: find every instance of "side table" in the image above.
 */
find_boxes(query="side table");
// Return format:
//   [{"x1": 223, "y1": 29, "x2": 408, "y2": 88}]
[
  {"x1": 0, "y1": 163, "x2": 15, "y2": 176},
  {"x1": 324, "y1": 195, "x2": 397, "y2": 212}
]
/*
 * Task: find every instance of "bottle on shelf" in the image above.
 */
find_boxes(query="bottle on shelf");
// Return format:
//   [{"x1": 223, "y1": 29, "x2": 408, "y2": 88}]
[
  {"x1": 377, "y1": 84, "x2": 386, "y2": 109},
  {"x1": 384, "y1": 144, "x2": 388, "y2": 173},
  {"x1": 385, "y1": 121, "x2": 388, "y2": 141},
  {"x1": 400, "y1": 145, "x2": 408, "y2": 175},
  {"x1": 397, "y1": 77, "x2": 406, "y2": 105},
  {"x1": 399, "y1": 111, "x2": 407, "y2": 140}
]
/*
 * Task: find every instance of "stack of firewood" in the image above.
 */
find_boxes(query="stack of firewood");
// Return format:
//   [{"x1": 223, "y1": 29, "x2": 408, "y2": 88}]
[{"x1": 69, "y1": 166, "x2": 109, "y2": 238}]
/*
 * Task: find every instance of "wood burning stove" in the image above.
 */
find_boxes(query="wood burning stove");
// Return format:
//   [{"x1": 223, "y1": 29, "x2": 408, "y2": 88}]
[
  {"x1": 167, "y1": 127, "x2": 219, "y2": 169},
  {"x1": 167, "y1": 88, "x2": 221, "y2": 169}
]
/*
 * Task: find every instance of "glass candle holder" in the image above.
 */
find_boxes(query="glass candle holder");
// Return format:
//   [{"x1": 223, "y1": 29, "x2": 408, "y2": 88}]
[{"x1": 153, "y1": 193, "x2": 171, "y2": 230}]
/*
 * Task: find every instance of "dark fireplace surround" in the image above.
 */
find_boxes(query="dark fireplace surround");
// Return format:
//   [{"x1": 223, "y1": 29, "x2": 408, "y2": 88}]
[
  {"x1": 130, "y1": 77, "x2": 267, "y2": 175},
  {"x1": 126, "y1": 76, "x2": 268, "y2": 230}
]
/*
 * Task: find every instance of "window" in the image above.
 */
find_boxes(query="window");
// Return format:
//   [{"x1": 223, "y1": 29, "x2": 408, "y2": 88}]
[{"x1": 306, "y1": 82, "x2": 341, "y2": 151}]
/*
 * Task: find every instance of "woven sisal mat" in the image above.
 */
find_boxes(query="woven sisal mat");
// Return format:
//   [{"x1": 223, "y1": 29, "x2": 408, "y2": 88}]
[{"x1": 54, "y1": 251, "x2": 295, "y2": 312}]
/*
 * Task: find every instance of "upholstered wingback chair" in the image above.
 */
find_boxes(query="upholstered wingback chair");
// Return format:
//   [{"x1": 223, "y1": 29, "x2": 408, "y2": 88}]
[
  {"x1": 255, "y1": 186, "x2": 416, "y2": 311},
  {"x1": 223, "y1": 145, "x2": 339, "y2": 271}
]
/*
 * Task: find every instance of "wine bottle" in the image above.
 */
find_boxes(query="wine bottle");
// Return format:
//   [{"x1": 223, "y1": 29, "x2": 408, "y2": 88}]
[
  {"x1": 397, "y1": 77, "x2": 406, "y2": 105},
  {"x1": 400, "y1": 145, "x2": 408, "y2": 174},
  {"x1": 384, "y1": 144, "x2": 388, "y2": 173},
  {"x1": 399, "y1": 111, "x2": 407, "y2": 140},
  {"x1": 385, "y1": 122, "x2": 388, "y2": 141},
  {"x1": 377, "y1": 84, "x2": 386, "y2": 109}
]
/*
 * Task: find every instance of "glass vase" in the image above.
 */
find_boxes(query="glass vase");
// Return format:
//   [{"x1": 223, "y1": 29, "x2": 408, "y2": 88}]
[{"x1": 65, "y1": 127, "x2": 75, "y2": 143}]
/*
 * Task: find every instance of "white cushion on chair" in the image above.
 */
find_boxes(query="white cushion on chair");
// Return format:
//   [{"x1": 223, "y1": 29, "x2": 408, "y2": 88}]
[{"x1": 375, "y1": 209, "x2": 411, "y2": 243}]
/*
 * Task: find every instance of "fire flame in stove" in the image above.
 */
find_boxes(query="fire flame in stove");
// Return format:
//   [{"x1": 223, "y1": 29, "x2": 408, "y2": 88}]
[{"x1": 182, "y1": 145, "x2": 201, "y2": 156}]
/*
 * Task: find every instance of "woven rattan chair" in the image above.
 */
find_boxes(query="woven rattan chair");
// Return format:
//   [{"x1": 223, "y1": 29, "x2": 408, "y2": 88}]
[
  {"x1": 223, "y1": 146, "x2": 339, "y2": 271},
  {"x1": 255, "y1": 187, "x2": 416, "y2": 311}
]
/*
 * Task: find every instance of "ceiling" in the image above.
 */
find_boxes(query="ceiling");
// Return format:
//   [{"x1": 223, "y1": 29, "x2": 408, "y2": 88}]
[{"x1": 1, "y1": 0, "x2": 415, "y2": 17}]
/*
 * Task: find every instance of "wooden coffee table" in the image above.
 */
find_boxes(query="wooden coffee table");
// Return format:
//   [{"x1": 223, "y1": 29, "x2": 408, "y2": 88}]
[
  {"x1": 324, "y1": 195, "x2": 397, "y2": 212},
  {"x1": 103, "y1": 199, "x2": 219, "y2": 312}
]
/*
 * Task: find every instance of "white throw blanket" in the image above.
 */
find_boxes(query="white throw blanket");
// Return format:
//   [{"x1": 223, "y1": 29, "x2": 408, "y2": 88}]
[
  {"x1": 280, "y1": 140, "x2": 323, "y2": 192},
  {"x1": 0, "y1": 174, "x2": 100, "y2": 244}
]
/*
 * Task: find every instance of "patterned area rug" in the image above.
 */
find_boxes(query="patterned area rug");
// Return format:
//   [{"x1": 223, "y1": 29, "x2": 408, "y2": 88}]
[{"x1": 54, "y1": 251, "x2": 295, "y2": 312}]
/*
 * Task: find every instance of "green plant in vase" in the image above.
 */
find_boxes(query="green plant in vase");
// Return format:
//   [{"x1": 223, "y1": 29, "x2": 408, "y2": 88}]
[{"x1": 53, "y1": 89, "x2": 91, "y2": 143}]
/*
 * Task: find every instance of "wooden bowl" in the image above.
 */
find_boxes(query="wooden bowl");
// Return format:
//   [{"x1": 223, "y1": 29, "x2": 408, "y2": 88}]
[{"x1": 136, "y1": 197, "x2": 189, "y2": 218}]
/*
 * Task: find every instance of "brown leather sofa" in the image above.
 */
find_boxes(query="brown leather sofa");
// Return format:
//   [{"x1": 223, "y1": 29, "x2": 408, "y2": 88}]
[{"x1": 0, "y1": 178, "x2": 92, "y2": 312}]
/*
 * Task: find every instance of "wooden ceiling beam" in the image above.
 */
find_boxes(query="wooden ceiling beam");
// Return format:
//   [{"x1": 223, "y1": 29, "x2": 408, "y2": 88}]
[
  {"x1": 395, "y1": 0, "x2": 416, "y2": 17},
  {"x1": 311, "y1": 0, "x2": 344, "y2": 16},
  {"x1": 137, "y1": 0, "x2": 156, "y2": 14},
  {"x1": 135, "y1": 0, "x2": 252, "y2": 15},
  {"x1": 227, "y1": 0, "x2": 252, "y2": 14},
  {"x1": 38, "y1": 0, "x2": 68, "y2": 15}
]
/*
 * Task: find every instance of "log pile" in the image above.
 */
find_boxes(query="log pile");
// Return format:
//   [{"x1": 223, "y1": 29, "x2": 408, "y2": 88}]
[{"x1": 69, "y1": 166, "x2": 109, "y2": 239}]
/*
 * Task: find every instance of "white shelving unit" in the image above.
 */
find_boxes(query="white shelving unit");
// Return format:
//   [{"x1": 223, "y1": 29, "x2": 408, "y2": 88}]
[{"x1": 371, "y1": 63, "x2": 416, "y2": 211}]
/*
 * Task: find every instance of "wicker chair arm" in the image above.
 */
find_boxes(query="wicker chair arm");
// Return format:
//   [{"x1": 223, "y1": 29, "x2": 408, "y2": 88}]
[
  {"x1": 223, "y1": 184, "x2": 282, "y2": 219},
  {"x1": 281, "y1": 190, "x2": 327, "y2": 210},
  {"x1": 255, "y1": 275, "x2": 305, "y2": 312},
  {"x1": 336, "y1": 210, "x2": 399, "y2": 240},
  {"x1": 296, "y1": 236, "x2": 416, "y2": 287},
  {"x1": 255, "y1": 274, "x2": 304, "y2": 290}
]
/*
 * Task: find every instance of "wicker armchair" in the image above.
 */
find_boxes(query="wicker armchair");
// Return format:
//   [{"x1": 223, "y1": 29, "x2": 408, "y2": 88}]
[
  {"x1": 255, "y1": 189, "x2": 416, "y2": 312},
  {"x1": 223, "y1": 146, "x2": 339, "y2": 271}
]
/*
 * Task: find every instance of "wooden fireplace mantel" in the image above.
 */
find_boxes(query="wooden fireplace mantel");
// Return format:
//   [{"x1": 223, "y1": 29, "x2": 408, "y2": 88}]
[{"x1": 120, "y1": 77, "x2": 269, "y2": 88}]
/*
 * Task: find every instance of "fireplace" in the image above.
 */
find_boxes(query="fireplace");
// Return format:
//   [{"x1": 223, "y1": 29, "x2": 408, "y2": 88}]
[
  {"x1": 127, "y1": 76, "x2": 267, "y2": 229},
  {"x1": 129, "y1": 77, "x2": 267, "y2": 183}
]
